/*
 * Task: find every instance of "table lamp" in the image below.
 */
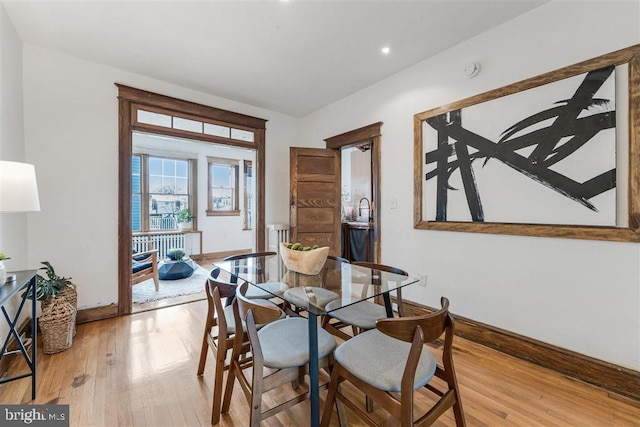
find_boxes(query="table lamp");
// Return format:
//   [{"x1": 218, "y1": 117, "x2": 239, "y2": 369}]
[{"x1": 0, "y1": 160, "x2": 41, "y2": 284}]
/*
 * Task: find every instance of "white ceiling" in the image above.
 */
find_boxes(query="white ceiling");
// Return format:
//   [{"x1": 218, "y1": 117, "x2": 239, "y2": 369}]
[{"x1": 4, "y1": 0, "x2": 548, "y2": 117}]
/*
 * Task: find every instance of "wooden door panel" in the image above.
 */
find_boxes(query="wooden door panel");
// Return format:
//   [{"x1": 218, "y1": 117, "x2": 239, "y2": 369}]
[
  {"x1": 297, "y1": 207, "x2": 336, "y2": 227},
  {"x1": 297, "y1": 156, "x2": 336, "y2": 175},
  {"x1": 297, "y1": 182, "x2": 338, "y2": 208},
  {"x1": 290, "y1": 147, "x2": 341, "y2": 256},
  {"x1": 297, "y1": 181, "x2": 338, "y2": 195}
]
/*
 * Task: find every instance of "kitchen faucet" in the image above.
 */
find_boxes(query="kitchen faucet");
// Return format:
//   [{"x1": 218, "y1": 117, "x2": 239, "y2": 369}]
[{"x1": 358, "y1": 197, "x2": 371, "y2": 221}]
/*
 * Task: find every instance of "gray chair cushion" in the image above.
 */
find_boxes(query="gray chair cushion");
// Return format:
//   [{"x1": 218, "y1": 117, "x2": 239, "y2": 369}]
[
  {"x1": 334, "y1": 329, "x2": 436, "y2": 392},
  {"x1": 325, "y1": 299, "x2": 388, "y2": 330},
  {"x1": 257, "y1": 317, "x2": 337, "y2": 369},
  {"x1": 283, "y1": 287, "x2": 339, "y2": 310},
  {"x1": 246, "y1": 282, "x2": 288, "y2": 299}
]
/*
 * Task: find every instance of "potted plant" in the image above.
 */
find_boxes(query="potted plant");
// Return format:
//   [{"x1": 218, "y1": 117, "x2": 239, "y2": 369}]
[
  {"x1": 177, "y1": 208, "x2": 194, "y2": 231},
  {"x1": 23, "y1": 261, "x2": 77, "y2": 354},
  {"x1": 166, "y1": 248, "x2": 186, "y2": 262},
  {"x1": 0, "y1": 253, "x2": 10, "y2": 285}
]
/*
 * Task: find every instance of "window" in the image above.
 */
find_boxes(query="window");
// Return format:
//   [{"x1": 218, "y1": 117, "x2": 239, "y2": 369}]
[
  {"x1": 135, "y1": 106, "x2": 255, "y2": 143},
  {"x1": 208, "y1": 157, "x2": 240, "y2": 216},
  {"x1": 244, "y1": 160, "x2": 253, "y2": 230},
  {"x1": 132, "y1": 154, "x2": 194, "y2": 231}
]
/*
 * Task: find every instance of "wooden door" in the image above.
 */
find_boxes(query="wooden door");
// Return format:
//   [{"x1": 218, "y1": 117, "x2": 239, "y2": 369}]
[{"x1": 290, "y1": 147, "x2": 341, "y2": 256}]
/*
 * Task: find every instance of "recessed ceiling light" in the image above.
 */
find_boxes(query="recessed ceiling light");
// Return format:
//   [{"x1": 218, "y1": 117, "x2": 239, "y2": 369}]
[{"x1": 381, "y1": 46, "x2": 391, "y2": 55}]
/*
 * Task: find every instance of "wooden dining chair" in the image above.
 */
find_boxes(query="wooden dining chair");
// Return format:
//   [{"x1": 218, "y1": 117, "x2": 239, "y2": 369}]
[
  {"x1": 196, "y1": 271, "x2": 254, "y2": 425},
  {"x1": 222, "y1": 282, "x2": 337, "y2": 427},
  {"x1": 321, "y1": 262, "x2": 408, "y2": 342},
  {"x1": 320, "y1": 297, "x2": 466, "y2": 427}
]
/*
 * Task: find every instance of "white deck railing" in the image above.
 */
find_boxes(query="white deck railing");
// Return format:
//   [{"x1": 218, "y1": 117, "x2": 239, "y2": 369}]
[
  {"x1": 149, "y1": 216, "x2": 177, "y2": 231},
  {"x1": 133, "y1": 233, "x2": 185, "y2": 260}
]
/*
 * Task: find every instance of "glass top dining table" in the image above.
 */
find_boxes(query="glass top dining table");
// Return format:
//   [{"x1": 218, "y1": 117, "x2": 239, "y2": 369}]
[{"x1": 214, "y1": 254, "x2": 419, "y2": 427}]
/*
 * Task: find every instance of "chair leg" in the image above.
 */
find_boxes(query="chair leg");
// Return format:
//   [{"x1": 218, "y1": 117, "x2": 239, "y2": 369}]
[
  {"x1": 320, "y1": 363, "x2": 343, "y2": 427},
  {"x1": 221, "y1": 361, "x2": 236, "y2": 415},
  {"x1": 451, "y1": 382, "x2": 466, "y2": 427},
  {"x1": 250, "y1": 364, "x2": 264, "y2": 427},
  {"x1": 445, "y1": 358, "x2": 466, "y2": 426},
  {"x1": 196, "y1": 334, "x2": 209, "y2": 376},
  {"x1": 453, "y1": 399, "x2": 466, "y2": 427},
  {"x1": 292, "y1": 365, "x2": 305, "y2": 390},
  {"x1": 152, "y1": 272, "x2": 160, "y2": 291},
  {"x1": 211, "y1": 358, "x2": 225, "y2": 425}
]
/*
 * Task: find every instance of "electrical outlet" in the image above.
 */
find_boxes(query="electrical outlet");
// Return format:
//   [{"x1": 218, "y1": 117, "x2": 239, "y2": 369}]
[
  {"x1": 419, "y1": 273, "x2": 428, "y2": 287},
  {"x1": 390, "y1": 198, "x2": 398, "y2": 209}
]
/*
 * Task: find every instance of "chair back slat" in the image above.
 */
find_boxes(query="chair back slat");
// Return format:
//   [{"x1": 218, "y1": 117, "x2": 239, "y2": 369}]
[
  {"x1": 211, "y1": 286, "x2": 229, "y2": 337},
  {"x1": 377, "y1": 297, "x2": 449, "y2": 343},
  {"x1": 235, "y1": 282, "x2": 284, "y2": 325},
  {"x1": 209, "y1": 268, "x2": 237, "y2": 299}
]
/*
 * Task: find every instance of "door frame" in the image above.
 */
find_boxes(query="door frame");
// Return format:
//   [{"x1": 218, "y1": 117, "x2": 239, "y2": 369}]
[
  {"x1": 325, "y1": 122, "x2": 382, "y2": 262},
  {"x1": 117, "y1": 84, "x2": 267, "y2": 315}
]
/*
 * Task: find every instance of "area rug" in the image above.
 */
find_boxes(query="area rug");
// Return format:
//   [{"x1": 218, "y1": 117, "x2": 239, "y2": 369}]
[{"x1": 132, "y1": 264, "x2": 209, "y2": 304}]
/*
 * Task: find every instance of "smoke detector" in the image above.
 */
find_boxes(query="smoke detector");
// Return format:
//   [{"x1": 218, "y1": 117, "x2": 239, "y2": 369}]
[{"x1": 464, "y1": 62, "x2": 480, "y2": 78}]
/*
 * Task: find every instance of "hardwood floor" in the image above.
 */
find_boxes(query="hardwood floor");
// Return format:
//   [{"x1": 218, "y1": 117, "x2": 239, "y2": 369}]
[{"x1": 1, "y1": 300, "x2": 639, "y2": 426}]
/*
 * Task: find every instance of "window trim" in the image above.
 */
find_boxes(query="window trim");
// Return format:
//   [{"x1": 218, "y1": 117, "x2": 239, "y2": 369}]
[{"x1": 131, "y1": 103, "x2": 257, "y2": 146}]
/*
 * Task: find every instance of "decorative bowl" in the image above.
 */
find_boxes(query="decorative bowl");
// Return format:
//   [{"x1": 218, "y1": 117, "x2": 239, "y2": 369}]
[{"x1": 280, "y1": 243, "x2": 330, "y2": 275}]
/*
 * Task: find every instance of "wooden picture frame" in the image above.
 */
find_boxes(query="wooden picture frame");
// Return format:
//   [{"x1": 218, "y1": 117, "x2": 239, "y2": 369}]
[{"x1": 413, "y1": 44, "x2": 640, "y2": 242}]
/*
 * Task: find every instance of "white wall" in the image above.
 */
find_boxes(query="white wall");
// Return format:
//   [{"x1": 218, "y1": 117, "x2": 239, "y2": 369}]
[
  {"x1": 133, "y1": 132, "x2": 256, "y2": 254},
  {"x1": 22, "y1": 46, "x2": 300, "y2": 311},
  {"x1": 0, "y1": 2, "x2": 30, "y2": 337},
  {"x1": 301, "y1": 0, "x2": 640, "y2": 370},
  {"x1": 0, "y1": 1, "x2": 27, "y2": 268}
]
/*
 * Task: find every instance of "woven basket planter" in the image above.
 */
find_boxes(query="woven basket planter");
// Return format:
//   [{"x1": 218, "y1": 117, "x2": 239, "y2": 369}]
[
  {"x1": 42, "y1": 284, "x2": 77, "y2": 337},
  {"x1": 39, "y1": 297, "x2": 76, "y2": 354}
]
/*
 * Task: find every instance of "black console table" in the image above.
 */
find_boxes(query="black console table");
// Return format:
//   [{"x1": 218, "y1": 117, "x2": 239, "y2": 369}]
[{"x1": 0, "y1": 270, "x2": 37, "y2": 399}]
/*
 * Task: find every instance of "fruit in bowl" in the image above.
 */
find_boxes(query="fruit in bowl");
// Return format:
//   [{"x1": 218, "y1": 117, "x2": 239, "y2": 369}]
[{"x1": 280, "y1": 242, "x2": 330, "y2": 275}]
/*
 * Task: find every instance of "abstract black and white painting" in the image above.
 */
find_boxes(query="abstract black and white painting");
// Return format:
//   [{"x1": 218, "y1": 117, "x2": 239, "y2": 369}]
[{"x1": 422, "y1": 66, "x2": 616, "y2": 226}]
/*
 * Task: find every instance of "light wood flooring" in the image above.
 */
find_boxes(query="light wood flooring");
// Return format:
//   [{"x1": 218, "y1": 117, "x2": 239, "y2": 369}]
[{"x1": 1, "y1": 300, "x2": 639, "y2": 426}]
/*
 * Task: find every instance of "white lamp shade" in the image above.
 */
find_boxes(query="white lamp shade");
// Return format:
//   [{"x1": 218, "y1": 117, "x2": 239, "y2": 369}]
[{"x1": 0, "y1": 161, "x2": 41, "y2": 212}]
